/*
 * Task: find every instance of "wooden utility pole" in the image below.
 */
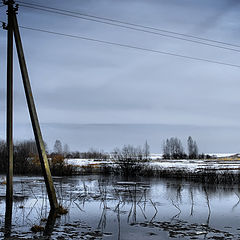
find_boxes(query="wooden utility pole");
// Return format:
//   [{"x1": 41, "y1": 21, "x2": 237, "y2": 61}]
[
  {"x1": 5, "y1": 0, "x2": 14, "y2": 232},
  {"x1": 3, "y1": 0, "x2": 58, "y2": 210}
]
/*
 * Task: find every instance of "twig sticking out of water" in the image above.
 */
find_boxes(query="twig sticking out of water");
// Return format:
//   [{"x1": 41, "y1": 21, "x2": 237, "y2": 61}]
[
  {"x1": 74, "y1": 201, "x2": 85, "y2": 212},
  {"x1": 150, "y1": 199, "x2": 158, "y2": 222},
  {"x1": 232, "y1": 192, "x2": 240, "y2": 211},
  {"x1": 98, "y1": 205, "x2": 107, "y2": 231},
  {"x1": 28, "y1": 183, "x2": 38, "y2": 200},
  {"x1": 83, "y1": 181, "x2": 88, "y2": 194},
  {"x1": 137, "y1": 203, "x2": 147, "y2": 220},
  {"x1": 127, "y1": 203, "x2": 133, "y2": 223},
  {"x1": 170, "y1": 198, "x2": 181, "y2": 220}
]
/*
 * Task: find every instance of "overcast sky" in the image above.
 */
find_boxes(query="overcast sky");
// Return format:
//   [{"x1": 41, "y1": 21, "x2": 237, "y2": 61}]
[{"x1": 0, "y1": 0, "x2": 240, "y2": 153}]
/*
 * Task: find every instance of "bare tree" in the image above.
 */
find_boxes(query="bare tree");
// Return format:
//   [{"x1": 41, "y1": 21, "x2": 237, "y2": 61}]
[
  {"x1": 188, "y1": 136, "x2": 194, "y2": 158},
  {"x1": 143, "y1": 140, "x2": 150, "y2": 160},
  {"x1": 112, "y1": 144, "x2": 145, "y2": 176},
  {"x1": 188, "y1": 136, "x2": 198, "y2": 159},
  {"x1": 53, "y1": 140, "x2": 63, "y2": 154},
  {"x1": 193, "y1": 141, "x2": 198, "y2": 158},
  {"x1": 63, "y1": 143, "x2": 70, "y2": 157},
  {"x1": 162, "y1": 137, "x2": 186, "y2": 159},
  {"x1": 0, "y1": 140, "x2": 7, "y2": 172},
  {"x1": 163, "y1": 139, "x2": 170, "y2": 159}
]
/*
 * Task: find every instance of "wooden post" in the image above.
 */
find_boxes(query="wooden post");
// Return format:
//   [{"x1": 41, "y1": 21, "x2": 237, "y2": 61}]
[
  {"x1": 5, "y1": 0, "x2": 14, "y2": 232},
  {"x1": 12, "y1": 9, "x2": 58, "y2": 209}
]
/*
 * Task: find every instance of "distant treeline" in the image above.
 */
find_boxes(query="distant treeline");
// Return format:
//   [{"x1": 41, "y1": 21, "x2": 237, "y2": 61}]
[
  {"x1": 162, "y1": 136, "x2": 210, "y2": 159},
  {"x1": 0, "y1": 140, "x2": 74, "y2": 175},
  {"x1": 66, "y1": 150, "x2": 109, "y2": 160},
  {"x1": 52, "y1": 139, "x2": 109, "y2": 159},
  {"x1": 0, "y1": 139, "x2": 114, "y2": 175},
  {"x1": 0, "y1": 139, "x2": 151, "y2": 176},
  {"x1": 0, "y1": 137, "x2": 211, "y2": 176}
]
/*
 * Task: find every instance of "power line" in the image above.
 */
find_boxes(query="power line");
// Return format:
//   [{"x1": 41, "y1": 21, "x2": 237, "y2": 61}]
[
  {"x1": 17, "y1": 3, "x2": 240, "y2": 54},
  {"x1": 5, "y1": 24, "x2": 239, "y2": 69},
  {"x1": 1, "y1": 18, "x2": 239, "y2": 68},
  {"x1": 16, "y1": 0, "x2": 240, "y2": 49}
]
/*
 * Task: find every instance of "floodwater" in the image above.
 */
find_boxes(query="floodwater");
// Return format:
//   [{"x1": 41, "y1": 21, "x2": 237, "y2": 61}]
[{"x1": 1, "y1": 175, "x2": 240, "y2": 239}]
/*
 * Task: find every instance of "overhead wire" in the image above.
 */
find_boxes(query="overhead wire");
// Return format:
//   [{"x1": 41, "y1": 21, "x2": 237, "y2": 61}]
[
  {"x1": 16, "y1": 3, "x2": 240, "y2": 53},
  {"x1": 16, "y1": 0, "x2": 240, "y2": 49},
  {"x1": 8, "y1": 25, "x2": 240, "y2": 69},
  {"x1": 1, "y1": 4, "x2": 240, "y2": 69}
]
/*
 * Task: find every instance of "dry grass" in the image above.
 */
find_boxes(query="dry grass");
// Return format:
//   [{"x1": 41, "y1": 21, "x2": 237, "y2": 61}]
[
  {"x1": 218, "y1": 157, "x2": 240, "y2": 161},
  {"x1": 31, "y1": 225, "x2": 44, "y2": 233},
  {"x1": 0, "y1": 177, "x2": 6, "y2": 185},
  {"x1": 58, "y1": 205, "x2": 68, "y2": 215}
]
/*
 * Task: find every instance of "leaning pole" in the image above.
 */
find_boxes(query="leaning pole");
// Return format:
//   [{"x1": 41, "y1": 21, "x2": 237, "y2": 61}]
[{"x1": 4, "y1": 0, "x2": 59, "y2": 211}]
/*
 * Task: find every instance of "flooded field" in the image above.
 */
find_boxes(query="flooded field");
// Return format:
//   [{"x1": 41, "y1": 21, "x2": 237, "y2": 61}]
[{"x1": 1, "y1": 174, "x2": 240, "y2": 239}]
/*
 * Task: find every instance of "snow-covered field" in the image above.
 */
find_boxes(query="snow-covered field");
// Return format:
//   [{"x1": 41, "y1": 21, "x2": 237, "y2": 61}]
[
  {"x1": 65, "y1": 153, "x2": 240, "y2": 172},
  {"x1": 150, "y1": 159, "x2": 240, "y2": 172},
  {"x1": 65, "y1": 159, "x2": 110, "y2": 166}
]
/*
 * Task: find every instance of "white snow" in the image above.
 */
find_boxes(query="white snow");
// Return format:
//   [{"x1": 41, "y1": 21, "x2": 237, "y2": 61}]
[
  {"x1": 149, "y1": 159, "x2": 240, "y2": 171},
  {"x1": 65, "y1": 159, "x2": 111, "y2": 166},
  {"x1": 65, "y1": 153, "x2": 240, "y2": 172},
  {"x1": 207, "y1": 153, "x2": 236, "y2": 158}
]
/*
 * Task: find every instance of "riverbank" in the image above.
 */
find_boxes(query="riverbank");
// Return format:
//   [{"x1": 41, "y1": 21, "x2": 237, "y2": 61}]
[{"x1": 63, "y1": 158, "x2": 240, "y2": 184}]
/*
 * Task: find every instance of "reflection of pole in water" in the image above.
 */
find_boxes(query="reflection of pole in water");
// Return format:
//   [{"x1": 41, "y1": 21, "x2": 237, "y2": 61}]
[
  {"x1": 43, "y1": 210, "x2": 58, "y2": 237},
  {"x1": 4, "y1": 202, "x2": 12, "y2": 238},
  {"x1": 203, "y1": 186, "x2": 211, "y2": 239}
]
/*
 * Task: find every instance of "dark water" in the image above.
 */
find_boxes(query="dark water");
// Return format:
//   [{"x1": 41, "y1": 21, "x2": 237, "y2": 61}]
[{"x1": 1, "y1": 174, "x2": 240, "y2": 239}]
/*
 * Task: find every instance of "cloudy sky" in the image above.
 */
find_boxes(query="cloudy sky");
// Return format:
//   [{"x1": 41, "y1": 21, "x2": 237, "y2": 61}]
[{"x1": 0, "y1": 0, "x2": 240, "y2": 153}]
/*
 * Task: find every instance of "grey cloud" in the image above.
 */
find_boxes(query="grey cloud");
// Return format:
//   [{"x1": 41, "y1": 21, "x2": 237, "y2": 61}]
[{"x1": 0, "y1": 0, "x2": 240, "y2": 152}]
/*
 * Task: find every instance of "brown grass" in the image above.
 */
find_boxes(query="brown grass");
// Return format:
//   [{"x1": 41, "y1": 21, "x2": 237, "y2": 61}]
[
  {"x1": 58, "y1": 205, "x2": 68, "y2": 215},
  {"x1": 31, "y1": 225, "x2": 44, "y2": 233},
  {"x1": 0, "y1": 177, "x2": 6, "y2": 185}
]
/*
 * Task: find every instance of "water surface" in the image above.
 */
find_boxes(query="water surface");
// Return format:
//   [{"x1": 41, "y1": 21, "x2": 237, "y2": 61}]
[{"x1": 0, "y1": 174, "x2": 240, "y2": 239}]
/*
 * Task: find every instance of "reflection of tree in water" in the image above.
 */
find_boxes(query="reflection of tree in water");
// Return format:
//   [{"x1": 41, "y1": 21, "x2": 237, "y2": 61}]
[
  {"x1": 163, "y1": 179, "x2": 240, "y2": 229},
  {"x1": 165, "y1": 179, "x2": 240, "y2": 218},
  {"x1": 2, "y1": 176, "x2": 240, "y2": 239},
  {"x1": 190, "y1": 186, "x2": 194, "y2": 216},
  {"x1": 66, "y1": 180, "x2": 159, "y2": 239},
  {"x1": 95, "y1": 181, "x2": 153, "y2": 225},
  {"x1": 164, "y1": 178, "x2": 239, "y2": 195},
  {"x1": 133, "y1": 180, "x2": 240, "y2": 239},
  {"x1": 97, "y1": 180, "x2": 108, "y2": 231}
]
